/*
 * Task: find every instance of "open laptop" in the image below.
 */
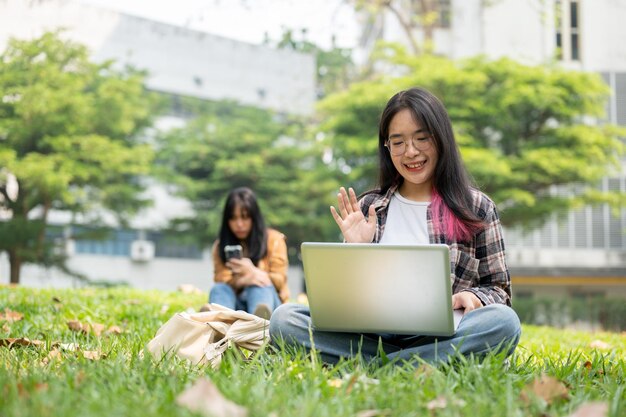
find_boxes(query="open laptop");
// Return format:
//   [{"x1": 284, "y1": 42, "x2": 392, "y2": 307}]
[{"x1": 301, "y1": 242, "x2": 464, "y2": 336}]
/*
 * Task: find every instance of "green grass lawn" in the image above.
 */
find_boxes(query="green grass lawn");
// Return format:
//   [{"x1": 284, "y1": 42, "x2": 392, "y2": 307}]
[{"x1": 1, "y1": 286, "x2": 624, "y2": 417}]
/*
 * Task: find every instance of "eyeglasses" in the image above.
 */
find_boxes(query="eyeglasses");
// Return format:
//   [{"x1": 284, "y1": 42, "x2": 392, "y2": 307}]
[{"x1": 385, "y1": 135, "x2": 432, "y2": 156}]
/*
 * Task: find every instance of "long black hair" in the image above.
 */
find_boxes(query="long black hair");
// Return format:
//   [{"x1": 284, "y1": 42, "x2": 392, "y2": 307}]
[
  {"x1": 218, "y1": 187, "x2": 267, "y2": 264},
  {"x1": 377, "y1": 87, "x2": 484, "y2": 241}
]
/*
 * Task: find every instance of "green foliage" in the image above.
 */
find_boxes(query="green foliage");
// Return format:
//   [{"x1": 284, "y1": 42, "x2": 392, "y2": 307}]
[
  {"x1": 0, "y1": 286, "x2": 624, "y2": 417},
  {"x1": 155, "y1": 98, "x2": 340, "y2": 257},
  {"x1": 273, "y1": 28, "x2": 355, "y2": 97},
  {"x1": 513, "y1": 296, "x2": 626, "y2": 332},
  {"x1": 0, "y1": 31, "x2": 162, "y2": 282},
  {"x1": 318, "y1": 46, "x2": 626, "y2": 227}
]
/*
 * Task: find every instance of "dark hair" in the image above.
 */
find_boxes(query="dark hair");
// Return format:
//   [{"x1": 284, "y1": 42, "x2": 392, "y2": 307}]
[
  {"x1": 218, "y1": 187, "x2": 267, "y2": 264},
  {"x1": 376, "y1": 87, "x2": 483, "y2": 241}
]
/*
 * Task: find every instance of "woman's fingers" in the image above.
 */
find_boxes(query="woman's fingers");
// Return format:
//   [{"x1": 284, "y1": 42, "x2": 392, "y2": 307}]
[
  {"x1": 367, "y1": 204, "x2": 377, "y2": 226},
  {"x1": 330, "y1": 205, "x2": 342, "y2": 226},
  {"x1": 337, "y1": 187, "x2": 349, "y2": 218},
  {"x1": 332, "y1": 187, "x2": 363, "y2": 233},
  {"x1": 338, "y1": 187, "x2": 358, "y2": 216},
  {"x1": 348, "y1": 187, "x2": 359, "y2": 212}
]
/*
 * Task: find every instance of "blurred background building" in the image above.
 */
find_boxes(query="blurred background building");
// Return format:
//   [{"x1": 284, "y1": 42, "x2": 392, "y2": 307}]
[{"x1": 0, "y1": 0, "x2": 624, "y2": 298}]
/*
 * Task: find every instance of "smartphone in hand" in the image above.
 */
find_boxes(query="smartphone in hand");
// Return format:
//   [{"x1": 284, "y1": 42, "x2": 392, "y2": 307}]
[{"x1": 224, "y1": 244, "x2": 243, "y2": 261}]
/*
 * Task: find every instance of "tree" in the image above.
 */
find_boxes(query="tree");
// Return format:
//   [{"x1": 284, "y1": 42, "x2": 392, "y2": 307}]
[
  {"x1": 0, "y1": 32, "x2": 161, "y2": 283},
  {"x1": 155, "y1": 98, "x2": 340, "y2": 262},
  {"x1": 317, "y1": 47, "x2": 625, "y2": 228},
  {"x1": 351, "y1": 0, "x2": 451, "y2": 56},
  {"x1": 271, "y1": 28, "x2": 355, "y2": 97}
]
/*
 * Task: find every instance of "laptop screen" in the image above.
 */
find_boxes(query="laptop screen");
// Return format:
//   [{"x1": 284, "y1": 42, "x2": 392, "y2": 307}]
[{"x1": 301, "y1": 242, "x2": 457, "y2": 336}]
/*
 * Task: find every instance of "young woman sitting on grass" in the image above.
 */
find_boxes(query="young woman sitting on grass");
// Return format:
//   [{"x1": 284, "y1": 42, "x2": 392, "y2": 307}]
[{"x1": 269, "y1": 87, "x2": 521, "y2": 365}]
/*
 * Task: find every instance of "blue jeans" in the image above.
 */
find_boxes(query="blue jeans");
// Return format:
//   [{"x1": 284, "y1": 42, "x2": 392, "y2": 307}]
[
  {"x1": 269, "y1": 303, "x2": 521, "y2": 366},
  {"x1": 209, "y1": 282, "x2": 281, "y2": 314}
]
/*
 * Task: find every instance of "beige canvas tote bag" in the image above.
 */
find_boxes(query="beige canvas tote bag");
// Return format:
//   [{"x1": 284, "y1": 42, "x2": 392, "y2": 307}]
[{"x1": 146, "y1": 303, "x2": 270, "y2": 368}]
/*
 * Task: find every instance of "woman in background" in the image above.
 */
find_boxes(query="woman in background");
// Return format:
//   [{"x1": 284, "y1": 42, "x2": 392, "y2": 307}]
[{"x1": 208, "y1": 187, "x2": 289, "y2": 319}]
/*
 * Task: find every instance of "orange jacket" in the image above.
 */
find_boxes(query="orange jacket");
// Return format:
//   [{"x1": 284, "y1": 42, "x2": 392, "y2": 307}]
[{"x1": 212, "y1": 228, "x2": 290, "y2": 303}]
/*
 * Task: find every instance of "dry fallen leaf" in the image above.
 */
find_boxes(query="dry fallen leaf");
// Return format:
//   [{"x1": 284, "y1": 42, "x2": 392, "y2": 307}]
[
  {"x1": 67, "y1": 320, "x2": 106, "y2": 336},
  {"x1": 178, "y1": 284, "x2": 204, "y2": 295},
  {"x1": 426, "y1": 396, "x2": 466, "y2": 411},
  {"x1": 106, "y1": 326, "x2": 123, "y2": 335},
  {"x1": 0, "y1": 338, "x2": 45, "y2": 348},
  {"x1": 344, "y1": 374, "x2": 379, "y2": 384},
  {"x1": 90, "y1": 323, "x2": 105, "y2": 336},
  {"x1": 34, "y1": 382, "x2": 48, "y2": 392},
  {"x1": 0, "y1": 308, "x2": 24, "y2": 323},
  {"x1": 16, "y1": 383, "x2": 26, "y2": 398},
  {"x1": 583, "y1": 361, "x2": 592, "y2": 371},
  {"x1": 83, "y1": 350, "x2": 105, "y2": 360},
  {"x1": 16, "y1": 382, "x2": 48, "y2": 398},
  {"x1": 415, "y1": 363, "x2": 436, "y2": 378},
  {"x1": 2, "y1": 323, "x2": 10, "y2": 333},
  {"x1": 520, "y1": 374, "x2": 569, "y2": 405},
  {"x1": 356, "y1": 410, "x2": 391, "y2": 417},
  {"x1": 427, "y1": 396, "x2": 448, "y2": 410},
  {"x1": 67, "y1": 320, "x2": 84, "y2": 332},
  {"x1": 74, "y1": 370, "x2": 86, "y2": 386},
  {"x1": 43, "y1": 349, "x2": 63, "y2": 365},
  {"x1": 176, "y1": 377, "x2": 248, "y2": 417},
  {"x1": 344, "y1": 373, "x2": 359, "y2": 394},
  {"x1": 328, "y1": 374, "x2": 379, "y2": 392},
  {"x1": 589, "y1": 340, "x2": 611, "y2": 350},
  {"x1": 328, "y1": 379, "x2": 343, "y2": 388},
  {"x1": 566, "y1": 402, "x2": 608, "y2": 417},
  {"x1": 58, "y1": 342, "x2": 80, "y2": 352}
]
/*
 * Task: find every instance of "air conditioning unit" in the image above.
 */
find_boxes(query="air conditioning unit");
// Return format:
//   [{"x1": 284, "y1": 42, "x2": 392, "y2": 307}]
[
  {"x1": 130, "y1": 240, "x2": 155, "y2": 262},
  {"x1": 53, "y1": 238, "x2": 75, "y2": 257}
]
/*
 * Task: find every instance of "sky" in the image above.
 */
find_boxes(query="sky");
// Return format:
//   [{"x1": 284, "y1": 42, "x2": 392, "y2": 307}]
[{"x1": 81, "y1": 0, "x2": 360, "y2": 50}]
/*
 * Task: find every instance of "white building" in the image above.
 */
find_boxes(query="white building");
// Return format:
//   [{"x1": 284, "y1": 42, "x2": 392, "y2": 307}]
[
  {"x1": 0, "y1": 0, "x2": 313, "y2": 296},
  {"x1": 0, "y1": 0, "x2": 316, "y2": 115},
  {"x1": 359, "y1": 0, "x2": 626, "y2": 296},
  {"x1": 359, "y1": 0, "x2": 626, "y2": 71}
]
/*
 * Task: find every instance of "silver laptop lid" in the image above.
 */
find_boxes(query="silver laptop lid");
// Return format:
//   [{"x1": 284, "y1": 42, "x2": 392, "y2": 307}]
[{"x1": 301, "y1": 242, "x2": 456, "y2": 336}]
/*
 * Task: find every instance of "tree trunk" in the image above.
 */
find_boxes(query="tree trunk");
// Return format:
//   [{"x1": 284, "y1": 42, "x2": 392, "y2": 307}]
[
  {"x1": 8, "y1": 249, "x2": 21, "y2": 284},
  {"x1": 385, "y1": 1, "x2": 421, "y2": 55},
  {"x1": 417, "y1": 0, "x2": 436, "y2": 53}
]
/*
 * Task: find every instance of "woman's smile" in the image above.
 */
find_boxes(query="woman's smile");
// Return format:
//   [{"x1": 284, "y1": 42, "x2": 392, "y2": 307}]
[{"x1": 403, "y1": 160, "x2": 427, "y2": 171}]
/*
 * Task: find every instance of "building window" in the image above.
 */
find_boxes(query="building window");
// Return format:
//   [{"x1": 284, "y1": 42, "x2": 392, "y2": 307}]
[
  {"x1": 555, "y1": 0, "x2": 581, "y2": 62},
  {"x1": 148, "y1": 231, "x2": 203, "y2": 259},
  {"x1": 569, "y1": 0, "x2": 579, "y2": 60},
  {"x1": 73, "y1": 228, "x2": 136, "y2": 256},
  {"x1": 436, "y1": 0, "x2": 451, "y2": 28},
  {"x1": 555, "y1": 0, "x2": 563, "y2": 59},
  {"x1": 70, "y1": 226, "x2": 204, "y2": 259}
]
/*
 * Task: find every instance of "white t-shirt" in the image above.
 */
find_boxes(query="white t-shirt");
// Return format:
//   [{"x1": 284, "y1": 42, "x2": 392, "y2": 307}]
[{"x1": 378, "y1": 191, "x2": 430, "y2": 245}]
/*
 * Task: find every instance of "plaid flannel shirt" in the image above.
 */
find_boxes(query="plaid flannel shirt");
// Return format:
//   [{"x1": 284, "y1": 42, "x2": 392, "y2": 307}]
[{"x1": 358, "y1": 185, "x2": 511, "y2": 306}]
